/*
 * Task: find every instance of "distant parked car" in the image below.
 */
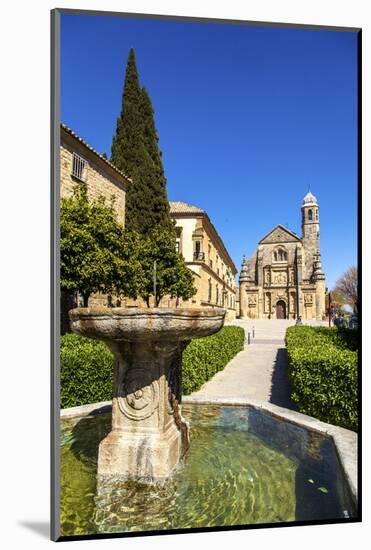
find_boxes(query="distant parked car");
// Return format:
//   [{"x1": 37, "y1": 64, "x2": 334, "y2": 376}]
[{"x1": 349, "y1": 315, "x2": 358, "y2": 330}]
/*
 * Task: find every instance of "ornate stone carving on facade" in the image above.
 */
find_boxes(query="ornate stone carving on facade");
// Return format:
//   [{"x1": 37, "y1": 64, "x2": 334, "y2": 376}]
[
  {"x1": 304, "y1": 294, "x2": 313, "y2": 305},
  {"x1": 264, "y1": 293, "x2": 271, "y2": 312},
  {"x1": 259, "y1": 225, "x2": 301, "y2": 245},
  {"x1": 274, "y1": 272, "x2": 287, "y2": 285},
  {"x1": 248, "y1": 295, "x2": 257, "y2": 307},
  {"x1": 290, "y1": 292, "x2": 296, "y2": 313}
]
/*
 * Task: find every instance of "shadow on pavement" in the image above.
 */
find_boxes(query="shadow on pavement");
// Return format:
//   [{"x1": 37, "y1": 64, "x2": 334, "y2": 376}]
[{"x1": 270, "y1": 347, "x2": 297, "y2": 410}]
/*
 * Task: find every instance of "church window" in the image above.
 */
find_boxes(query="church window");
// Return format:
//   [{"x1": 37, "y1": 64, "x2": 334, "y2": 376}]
[
  {"x1": 216, "y1": 285, "x2": 219, "y2": 304},
  {"x1": 308, "y1": 209, "x2": 313, "y2": 221},
  {"x1": 315, "y1": 209, "x2": 318, "y2": 220},
  {"x1": 208, "y1": 279, "x2": 212, "y2": 302},
  {"x1": 274, "y1": 248, "x2": 287, "y2": 262}
]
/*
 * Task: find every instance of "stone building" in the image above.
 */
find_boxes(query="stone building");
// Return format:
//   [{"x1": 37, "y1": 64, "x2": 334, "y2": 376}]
[
  {"x1": 60, "y1": 123, "x2": 131, "y2": 330},
  {"x1": 60, "y1": 125, "x2": 237, "y2": 320},
  {"x1": 239, "y1": 192, "x2": 326, "y2": 320},
  {"x1": 169, "y1": 202, "x2": 238, "y2": 320},
  {"x1": 60, "y1": 123, "x2": 131, "y2": 224}
]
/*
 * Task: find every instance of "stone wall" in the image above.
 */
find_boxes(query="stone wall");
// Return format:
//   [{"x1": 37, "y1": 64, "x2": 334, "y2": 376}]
[{"x1": 60, "y1": 131, "x2": 128, "y2": 226}]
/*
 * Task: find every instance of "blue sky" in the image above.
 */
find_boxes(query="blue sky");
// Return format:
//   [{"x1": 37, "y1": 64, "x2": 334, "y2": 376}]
[{"x1": 61, "y1": 13, "x2": 358, "y2": 290}]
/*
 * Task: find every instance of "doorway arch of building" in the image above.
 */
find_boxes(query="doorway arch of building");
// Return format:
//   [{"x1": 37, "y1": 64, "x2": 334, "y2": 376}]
[{"x1": 276, "y1": 300, "x2": 287, "y2": 319}]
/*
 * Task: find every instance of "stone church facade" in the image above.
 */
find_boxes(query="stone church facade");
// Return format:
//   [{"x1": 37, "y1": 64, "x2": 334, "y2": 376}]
[{"x1": 239, "y1": 192, "x2": 326, "y2": 320}]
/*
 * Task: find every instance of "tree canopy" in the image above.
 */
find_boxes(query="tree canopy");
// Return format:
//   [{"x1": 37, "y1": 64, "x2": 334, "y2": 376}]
[
  {"x1": 137, "y1": 226, "x2": 197, "y2": 307},
  {"x1": 108, "y1": 48, "x2": 196, "y2": 307},
  {"x1": 110, "y1": 48, "x2": 172, "y2": 234},
  {"x1": 326, "y1": 288, "x2": 347, "y2": 315},
  {"x1": 334, "y1": 266, "x2": 358, "y2": 313},
  {"x1": 60, "y1": 185, "x2": 142, "y2": 306}
]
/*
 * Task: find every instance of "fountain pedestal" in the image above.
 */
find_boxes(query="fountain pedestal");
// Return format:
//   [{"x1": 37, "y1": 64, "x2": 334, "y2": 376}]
[{"x1": 69, "y1": 307, "x2": 225, "y2": 481}]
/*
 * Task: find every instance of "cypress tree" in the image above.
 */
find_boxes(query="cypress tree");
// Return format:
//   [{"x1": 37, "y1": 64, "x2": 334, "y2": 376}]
[
  {"x1": 110, "y1": 49, "x2": 196, "y2": 307},
  {"x1": 140, "y1": 87, "x2": 171, "y2": 229},
  {"x1": 111, "y1": 48, "x2": 172, "y2": 234}
]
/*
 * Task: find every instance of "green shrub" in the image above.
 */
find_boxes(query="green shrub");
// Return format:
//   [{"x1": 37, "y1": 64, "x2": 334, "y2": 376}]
[
  {"x1": 60, "y1": 326, "x2": 245, "y2": 408},
  {"x1": 286, "y1": 326, "x2": 358, "y2": 431},
  {"x1": 182, "y1": 326, "x2": 245, "y2": 395},
  {"x1": 60, "y1": 333, "x2": 114, "y2": 408}
]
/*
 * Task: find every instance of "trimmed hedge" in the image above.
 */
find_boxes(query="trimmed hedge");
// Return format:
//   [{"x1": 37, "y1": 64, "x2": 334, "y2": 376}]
[
  {"x1": 60, "y1": 333, "x2": 114, "y2": 409},
  {"x1": 286, "y1": 326, "x2": 358, "y2": 432},
  {"x1": 182, "y1": 326, "x2": 245, "y2": 395},
  {"x1": 60, "y1": 326, "x2": 245, "y2": 408}
]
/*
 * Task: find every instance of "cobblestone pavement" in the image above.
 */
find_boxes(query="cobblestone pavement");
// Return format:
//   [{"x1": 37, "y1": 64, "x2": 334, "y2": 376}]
[{"x1": 190, "y1": 319, "x2": 327, "y2": 409}]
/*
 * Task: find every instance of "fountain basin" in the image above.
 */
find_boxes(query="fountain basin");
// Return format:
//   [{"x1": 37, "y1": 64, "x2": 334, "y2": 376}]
[
  {"x1": 69, "y1": 307, "x2": 225, "y2": 481},
  {"x1": 60, "y1": 399, "x2": 357, "y2": 536},
  {"x1": 69, "y1": 307, "x2": 226, "y2": 342}
]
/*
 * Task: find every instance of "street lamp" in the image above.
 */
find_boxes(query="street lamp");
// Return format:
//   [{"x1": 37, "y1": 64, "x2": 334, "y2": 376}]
[{"x1": 328, "y1": 290, "x2": 332, "y2": 328}]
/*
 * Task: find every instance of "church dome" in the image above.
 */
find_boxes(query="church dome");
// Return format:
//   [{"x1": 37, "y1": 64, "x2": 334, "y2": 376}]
[{"x1": 302, "y1": 191, "x2": 318, "y2": 206}]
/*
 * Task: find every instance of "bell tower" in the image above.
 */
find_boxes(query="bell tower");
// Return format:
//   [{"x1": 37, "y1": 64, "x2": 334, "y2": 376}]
[
  {"x1": 301, "y1": 191, "x2": 320, "y2": 248},
  {"x1": 301, "y1": 190, "x2": 326, "y2": 319},
  {"x1": 301, "y1": 191, "x2": 320, "y2": 279}
]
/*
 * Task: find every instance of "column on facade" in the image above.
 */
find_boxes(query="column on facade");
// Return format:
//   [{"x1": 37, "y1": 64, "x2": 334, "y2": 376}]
[
  {"x1": 257, "y1": 249, "x2": 263, "y2": 318},
  {"x1": 238, "y1": 256, "x2": 249, "y2": 318},
  {"x1": 313, "y1": 251, "x2": 326, "y2": 320},
  {"x1": 296, "y1": 246, "x2": 304, "y2": 318}
]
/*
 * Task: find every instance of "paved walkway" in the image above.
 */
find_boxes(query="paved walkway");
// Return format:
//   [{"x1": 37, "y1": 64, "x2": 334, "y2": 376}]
[{"x1": 190, "y1": 319, "x2": 326, "y2": 409}]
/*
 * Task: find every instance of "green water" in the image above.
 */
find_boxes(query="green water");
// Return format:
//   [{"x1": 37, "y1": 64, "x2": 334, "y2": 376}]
[{"x1": 60, "y1": 405, "x2": 352, "y2": 536}]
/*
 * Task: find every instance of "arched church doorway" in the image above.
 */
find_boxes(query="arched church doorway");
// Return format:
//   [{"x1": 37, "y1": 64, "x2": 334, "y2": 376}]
[{"x1": 276, "y1": 300, "x2": 286, "y2": 319}]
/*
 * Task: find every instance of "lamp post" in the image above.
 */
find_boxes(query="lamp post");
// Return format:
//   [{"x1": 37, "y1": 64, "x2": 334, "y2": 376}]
[
  {"x1": 153, "y1": 260, "x2": 157, "y2": 307},
  {"x1": 328, "y1": 290, "x2": 332, "y2": 327}
]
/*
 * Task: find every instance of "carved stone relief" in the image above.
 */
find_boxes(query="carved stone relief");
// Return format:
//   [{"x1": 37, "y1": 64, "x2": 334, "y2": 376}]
[
  {"x1": 290, "y1": 292, "x2": 296, "y2": 312},
  {"x1": 248, "y1": 295, "x2": 257, "y2": 307},
  {"x1": 264, "y1": 293, "x2": 271, "y2": 312},
  {"x1": 260, "y1": 227, "x2": 300, "y2": 244},
  {"x1": 274, "y1": 272, "x2": 287, "y2": 285},
  {"x1": 118, "y1": 368, "x2": 159, "y2": 421}
]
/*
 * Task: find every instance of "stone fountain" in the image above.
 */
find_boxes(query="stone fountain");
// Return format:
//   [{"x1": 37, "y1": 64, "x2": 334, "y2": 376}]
[{"x1": 69, "y1": 307, "x2": 225, "y2": 482}]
